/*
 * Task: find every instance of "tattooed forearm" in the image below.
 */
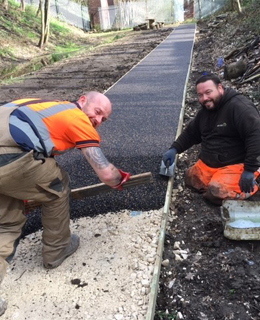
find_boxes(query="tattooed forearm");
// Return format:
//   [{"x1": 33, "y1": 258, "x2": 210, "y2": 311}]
[{"x1": 83, "y1": 147, "x2": 110, "y2": 169}]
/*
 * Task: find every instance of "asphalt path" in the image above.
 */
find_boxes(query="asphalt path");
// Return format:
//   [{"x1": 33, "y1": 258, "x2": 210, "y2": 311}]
[{"x1": 24, "y1": 24, "x2": 196, "y2": 235}]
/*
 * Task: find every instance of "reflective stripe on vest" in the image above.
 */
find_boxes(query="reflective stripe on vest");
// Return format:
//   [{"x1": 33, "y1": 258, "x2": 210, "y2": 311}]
[
  {"x1": 3, "y1": 100, "x2": 78, "y2": 156},
  {"x1": 1, "y1": 102, "x2": 19, "y2": 108}
]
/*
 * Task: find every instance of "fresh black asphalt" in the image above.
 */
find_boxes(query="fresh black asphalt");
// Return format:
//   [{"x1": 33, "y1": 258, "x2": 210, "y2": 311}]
[{"x1": 25, "y1": 24, "x2": 196, "y2": 235}]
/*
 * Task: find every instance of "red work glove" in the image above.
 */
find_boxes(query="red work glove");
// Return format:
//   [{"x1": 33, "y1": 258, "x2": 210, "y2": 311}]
[
  {"x1": 112, "y1": 169, "x2": 131, "y2": 190},
  {"x1": 24, "y1": 200, "x2": 29, "y2": 215}
]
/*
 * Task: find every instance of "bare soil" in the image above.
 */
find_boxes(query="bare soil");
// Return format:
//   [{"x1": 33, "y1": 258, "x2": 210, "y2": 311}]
[
  {"x1": 1, "y1": 4, "x2": 260, "y2": 319},
  {"x1": 0, "y1": 27, "x2": 174, "y2": 103}
]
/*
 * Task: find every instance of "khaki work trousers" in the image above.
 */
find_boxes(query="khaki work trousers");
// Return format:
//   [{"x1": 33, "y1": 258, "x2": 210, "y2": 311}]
[{"x1": 0, "y1": 150, "x2": 71, "y2": 268}]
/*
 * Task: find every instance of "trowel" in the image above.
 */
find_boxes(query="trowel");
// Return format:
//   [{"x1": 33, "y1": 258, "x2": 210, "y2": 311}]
[{"x1": 159, "y1": 159, "x2": 174, "y2": 177}]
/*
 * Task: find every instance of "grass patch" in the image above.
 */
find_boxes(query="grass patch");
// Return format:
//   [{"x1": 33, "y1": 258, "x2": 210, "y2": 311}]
[
  {"x1": 51, "y1": 42, "x2": 84, "y2": 62},
  {"x1": 51, "y1": 52, "x2": 71, "y2": 62},
  {"x1": 1, "y1": 18, "x2": 13, "y2": 29},
  {"x1": 0, "y1": 48, "x2": 15, "y2": 59},
  {"x1": 50, "y1": 20, "x2": 71, "y2": 35},
  {"x1": 113, "y1": 33, "x2": 127, "y2": 40},
  {"x1": 27, "y1": 31, "x2": 37, "y2": 39},
  {"x1": 13, "y1": 25, "x2": 24, "y2": 36},
  {"x1": 54, "y1": 43, "x2": 81, "y2": 53}
]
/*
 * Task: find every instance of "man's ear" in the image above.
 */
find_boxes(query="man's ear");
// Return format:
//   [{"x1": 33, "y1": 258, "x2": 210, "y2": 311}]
[
  {"x1": 78, "y1": 95, "x2": 88, "y2": 109},
  {"x1": 218, "y1": 83, "x2": 224, "y2": 94}
]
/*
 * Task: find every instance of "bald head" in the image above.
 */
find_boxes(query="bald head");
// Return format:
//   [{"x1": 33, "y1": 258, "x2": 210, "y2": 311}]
[{"x1": 77, "y1": 91, "x2": 112, "y2": 128}]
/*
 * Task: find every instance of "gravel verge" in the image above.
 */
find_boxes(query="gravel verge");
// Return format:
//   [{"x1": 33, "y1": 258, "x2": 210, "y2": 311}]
[{"x1": 0, "y1": 209, "x2": 162, "y2": 319}]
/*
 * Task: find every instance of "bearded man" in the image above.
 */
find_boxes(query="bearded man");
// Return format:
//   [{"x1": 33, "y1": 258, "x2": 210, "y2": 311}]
[{"x1": 162, "y1": 74, "x2": 260, "y2": 205}]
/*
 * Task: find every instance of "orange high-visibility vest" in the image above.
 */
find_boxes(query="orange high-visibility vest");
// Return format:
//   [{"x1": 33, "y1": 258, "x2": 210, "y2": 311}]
[{"x1": 3, "y1": 98, "x2": 100, "y2": 156}]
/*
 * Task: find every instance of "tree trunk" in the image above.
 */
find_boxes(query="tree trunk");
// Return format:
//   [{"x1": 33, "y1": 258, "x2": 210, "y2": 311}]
[
  {"x1": 2, "y1": 0, "x2": 8, "y2": 10},
  {"x1": 20, "y1": 0, "x2": 26, "y2": 11},
  {"x1": 54, "y1": 0, "x2": 59, "y2": 16},
  {"x1": 236, "y1": 0, "x2": 242, "y2": 13},
  {"x1": 36, "y1": 0, "x2": 42, "y2": 17},
  {"x1": 43, "y1": 0, "x2": 51, "y2": 45},
  {"x1": 38, "y1": 0, "x2": 51, "y2": 49},
  {"x1": 231, "y1": 0, "x2": 242, "y2": 13},
  {"x1": 197, "y1": 0, "x2": 202, "y2": 20},
  {"x1": 38, "y1": 1, "x2": 45, "y2": 48}
]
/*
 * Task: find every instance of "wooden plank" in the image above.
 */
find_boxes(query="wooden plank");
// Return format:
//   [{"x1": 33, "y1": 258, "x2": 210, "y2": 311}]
[{"x1": 25, "y1": 172, "x2": 153, "y2": 211}]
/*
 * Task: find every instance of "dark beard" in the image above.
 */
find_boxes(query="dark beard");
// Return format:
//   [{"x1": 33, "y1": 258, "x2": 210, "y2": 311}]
[{"x1": 201, "y1": 95, "x2": 222, "y2": 111}]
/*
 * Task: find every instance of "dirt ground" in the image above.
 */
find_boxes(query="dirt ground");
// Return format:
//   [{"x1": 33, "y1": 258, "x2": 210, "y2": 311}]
[
  {"x1": 1, "y1": 4, "x2": 260, "y2": 319},
  {"x1": 0, "y1": 27, "x2": 174, "y2": 103}
]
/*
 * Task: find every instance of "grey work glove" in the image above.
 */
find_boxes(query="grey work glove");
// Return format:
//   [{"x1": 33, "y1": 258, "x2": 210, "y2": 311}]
[
  {"x1": 239, "y1": 170, "x2": 255, "y2": 193},
  {"x1": 162, "y1": 148, "x2": 177, "y2": 166}
]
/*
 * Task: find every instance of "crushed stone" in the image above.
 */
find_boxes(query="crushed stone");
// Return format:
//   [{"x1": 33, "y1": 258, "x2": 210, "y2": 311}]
[{"x1": 0, "y1": 209, "x2": 162, "y2": 319}]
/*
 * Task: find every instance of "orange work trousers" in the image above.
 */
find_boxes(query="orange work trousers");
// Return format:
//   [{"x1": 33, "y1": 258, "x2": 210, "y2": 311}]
[{"x1": 185, "y1": 160, "x2": 260, "y2": 204}]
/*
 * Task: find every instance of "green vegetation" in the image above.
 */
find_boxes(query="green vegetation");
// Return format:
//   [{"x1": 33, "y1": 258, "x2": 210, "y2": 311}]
[
  {"x1": 50, "y1": 20, "x2": 71, "y2": 35},
  {"x1": 251, "y1": 87, "x2": 260, "y2": 101},
  {"x1": 0, "y1": 0, "x2": 132, "y2": 82},
  {"x1": 27, "y1": 31, "x2": 37, "y2": 39},
  {"x1": 0, "y1": 48, "x2": 15, "y2": 59},
  {"x1": 243, "y1": 1, "x2": 260, "y2": 33},
  {"x1": 228, "y1": 288, "x2": 236, "y2": 296},
  {"x1": 156, "y1": 310, "x2": 177, "y2": 320}
]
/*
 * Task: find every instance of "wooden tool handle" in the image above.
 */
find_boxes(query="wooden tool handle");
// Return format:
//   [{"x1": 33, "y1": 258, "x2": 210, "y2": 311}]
[{"x1": 25, "y1": 172, "x2": 153, "y2": 212}]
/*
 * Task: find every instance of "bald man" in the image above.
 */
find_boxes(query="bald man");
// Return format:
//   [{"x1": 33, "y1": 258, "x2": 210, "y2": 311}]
[{"x1": 0, "y1": 92, "x2": 130, "y2": 277}]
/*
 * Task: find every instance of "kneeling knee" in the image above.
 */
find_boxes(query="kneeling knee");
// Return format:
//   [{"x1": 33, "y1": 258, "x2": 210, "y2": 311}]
[{"x1": 203, "y1": 183, "x2": 225, "y2": 205}]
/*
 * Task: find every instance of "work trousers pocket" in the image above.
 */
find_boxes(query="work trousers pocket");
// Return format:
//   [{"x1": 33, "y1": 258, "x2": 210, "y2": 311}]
[{"x1": 0, "y1": 151, "x2": 70, "y2": 203}]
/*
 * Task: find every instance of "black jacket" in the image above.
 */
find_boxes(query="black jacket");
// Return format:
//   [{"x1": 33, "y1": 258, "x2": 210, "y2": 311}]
[{"x1": 171, "y1": 88, "x2": 260, "y2": 172}]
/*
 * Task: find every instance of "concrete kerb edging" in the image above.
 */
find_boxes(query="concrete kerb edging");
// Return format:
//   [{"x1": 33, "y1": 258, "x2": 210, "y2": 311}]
[{"x1": 146, "y1": 23, "x2": 197, "y2": 320}]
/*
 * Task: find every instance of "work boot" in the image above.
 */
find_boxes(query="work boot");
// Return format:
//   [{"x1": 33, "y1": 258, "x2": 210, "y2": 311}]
[
  {"x1": 44, "y1": 234, "x2": 80, "y2": 269},
  {"x1": 0, "y1": 298, "x2": 7, "y2": 316},
  {"x1": 0, "y1": 259, "x2": 7, "y2": 285},
  {"x1": 0, "y1": 258, "x2": 8, "y2": 316}
]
